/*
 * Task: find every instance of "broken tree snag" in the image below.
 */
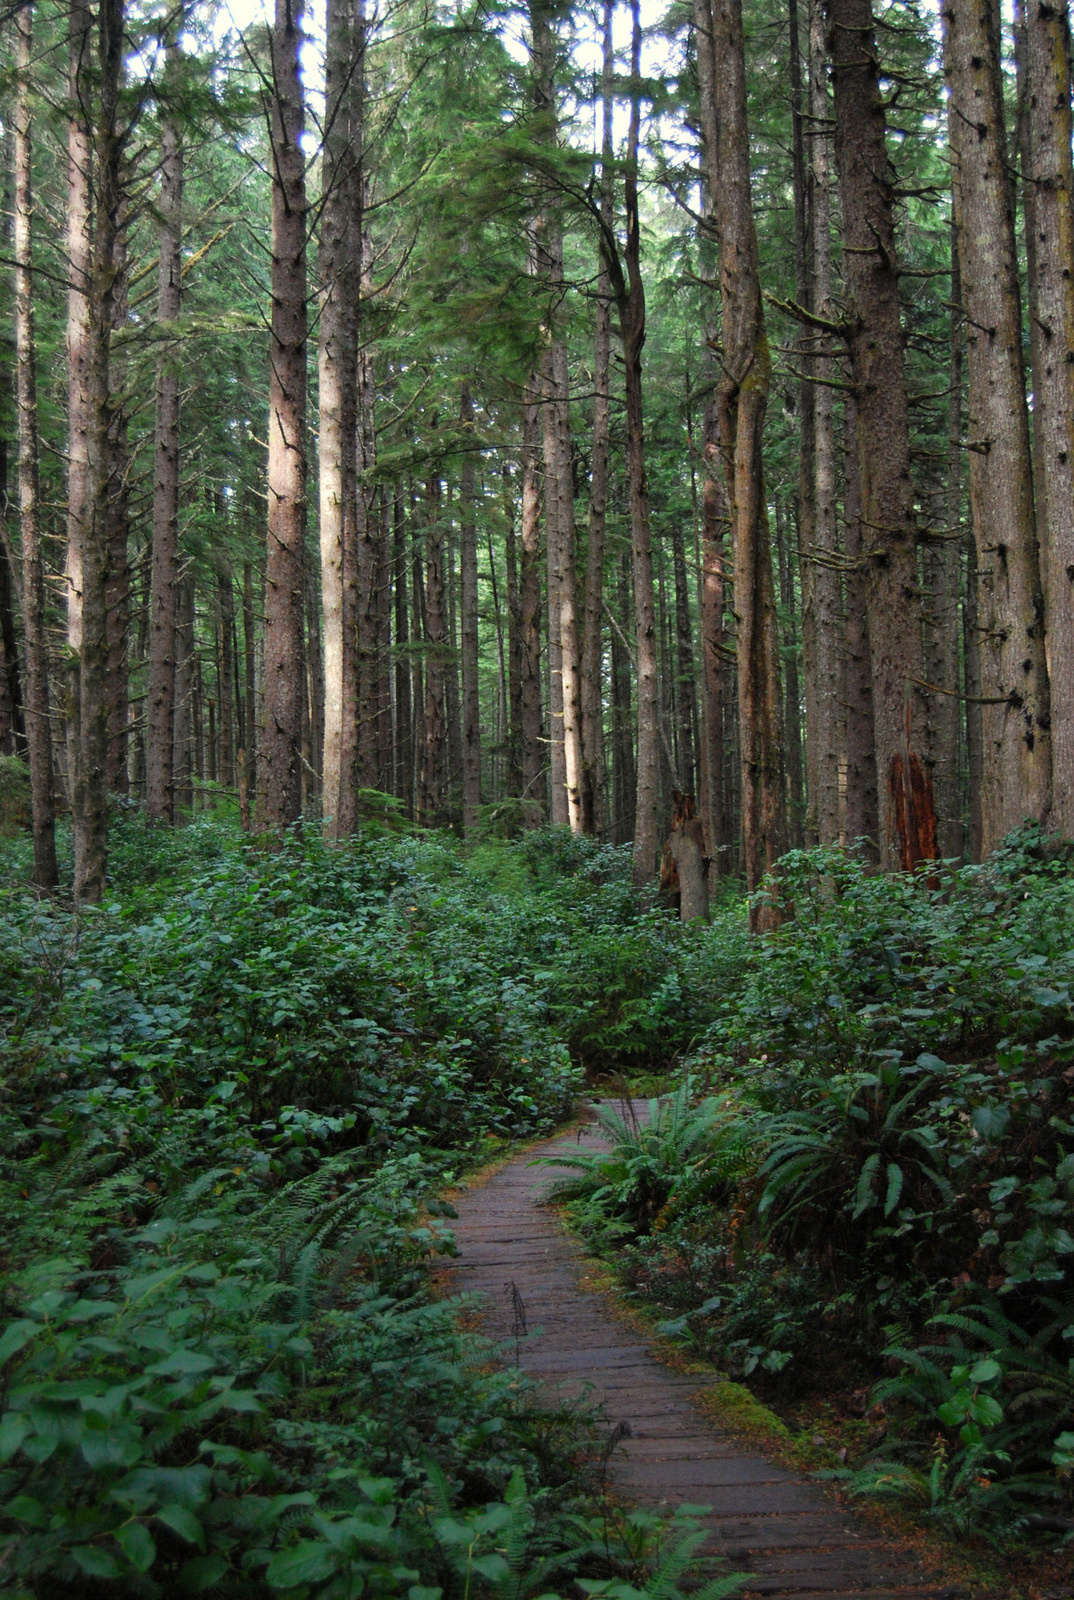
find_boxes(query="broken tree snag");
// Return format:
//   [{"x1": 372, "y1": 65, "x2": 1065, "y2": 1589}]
[
  {"x1": 660, "y1": 791, "x2": 710, "y2": 923},
  {"x1": 888, "y1": 752, "x2": 938, "y2": 873}
]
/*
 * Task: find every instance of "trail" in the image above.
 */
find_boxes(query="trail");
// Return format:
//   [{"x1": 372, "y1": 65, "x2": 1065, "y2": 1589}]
[{"x1": 446, "y1": 1108, "x2": 956, "y2": 1600}]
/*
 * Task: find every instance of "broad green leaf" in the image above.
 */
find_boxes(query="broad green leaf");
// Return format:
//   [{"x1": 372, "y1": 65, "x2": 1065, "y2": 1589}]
[
  {"x1": 4, "y1": 1494, "x2": 47, "y2": 1527},
  {"x1": 72, "y1": 1545, "x2": 121, "y2": 1579},
  {"x1": 0, "y1": 1412, "x2": 31, "y2": 1461},
  {"x1": 178, "y1": 1553, "x2": 230, "y2": 1593},
  {"x1": 265, "y1": 1540, "x2": 337, "y2": 1587},
  {"x1": 117, "y1": 1520, "x2": 157, "y2": 1572},
  {"x1": 0, "y1": 1320, "x2": 39, "y2": 1366},
  {"x1": 157, "y1": 1503, "x2": 206, "y2": 1549}
]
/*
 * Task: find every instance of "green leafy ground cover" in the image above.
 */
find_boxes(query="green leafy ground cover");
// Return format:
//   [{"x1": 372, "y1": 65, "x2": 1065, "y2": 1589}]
[
  {"x1": 0, "y1": 817, "x2": 744, "y2": 1599},
  {"x1": 3, "y1": 817, "x2": 1074, "y2": 1591},
  {"x1": 546, "y1": 830, "x2": 1074, "y2": 1561}
]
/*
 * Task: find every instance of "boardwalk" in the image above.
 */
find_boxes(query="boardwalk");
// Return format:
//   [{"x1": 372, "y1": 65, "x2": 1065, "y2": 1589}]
[{"x1": 447, "y1": 1111, "x2": 956, "y2": 1600}]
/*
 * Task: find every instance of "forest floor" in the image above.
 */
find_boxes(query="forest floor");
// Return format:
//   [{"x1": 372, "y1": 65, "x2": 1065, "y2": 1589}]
[{"x1": 443, "y1": 1104, "x2": 1033, "y2": 1600}]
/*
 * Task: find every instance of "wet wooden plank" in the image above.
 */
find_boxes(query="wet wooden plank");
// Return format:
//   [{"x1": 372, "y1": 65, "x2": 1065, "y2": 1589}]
[{"x1": 445, "y1": 1111, "x2": 952, "y2": 1599}]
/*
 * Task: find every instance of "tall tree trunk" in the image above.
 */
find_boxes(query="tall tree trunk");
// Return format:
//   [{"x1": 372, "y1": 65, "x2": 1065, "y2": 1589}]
[
  {"x1": 318, "y1": 0, "x2": 361, "y2": 836},
  {"x1": 419, "y1": 471, "x2": 447, "y2": 825},
  {"x1": 579, "y1": 0, "x2": 615, "y2": 836},
  {"x1": 15, "y1": 2, "x2": 58, "y2": 888},
  {"x1": 616, "y1": 0, "x2": 660, "y2": 885},
  {"x1": 355, "y1": 331, "x2": 378, "y2": 794},
  {"x1": 698, "y1": 441, "x2": 728, "y2": 874},
  {"x1": 173, "y1": 569, "x2": 194, "y2": 814},
  {"x1": 459, "y1": 384, "x2": 481, "y2": 834},
  {"x1": 922, "y1": 221, "x2": 966, "y2": 861},
  {"x1": 531, "y1": 1, "x2": 582, "y2": 831},
  {"x1": 504, "y1": 464, "x2": 523, "y2": 797},
  {"x1": 692, "y1": 0, "x2": 727, "y2": 872},
  {"x1": 487, "y1": 522, "x2": 508, "y2": 803},
  {"x1": 790, "y1": 0, "x2": 817, "y2": 844},
  {"x1": 611, "y1": 550, "x2": 636, "y2": 845},
  {"x1": 410, "y1": 492, "x2": 426, "y2": 811},
  {"x1": 0, "y1": 431, "x2": 22, "y2": 760},
  {"x1": 258, "y1": 0, "x2": 308, "y2": 830},
  {"x1": 145, "y1": 42, "x2": 182, "y2": 824},
  {"x1": 828, "y1": 0, "x2": 935, "y2": 872},
  {"x1": 304, "y1": 557, "x2": 324, "y2": 811},
  {"x1": 699, "y1": 0, "x2": 787, "y2": 916},
  {"x1": 445, "y1": 506, "x2": 462, "y2": 813},
  {"x1": 842, "y1": 395, "x2": 879, "y2": 853},
  {"x1": 776, "y1": 504, "x2": 805, "y2": 846},
  {"x1": 216, "y1": 558, "x2": 236, "y2": 789},
  {"x1": 376, "y1": 489, "x2": 392, "y2": 788},
  {"x1": 943, "y1": 0, "x2": 1051, "y2": 848},
  {"x1": 519, "y1": 399, "x2": 544, "y2": 815},
  {"x1": 241, "y1": 557, "x2": 257, "y2": 824},
  {"x1": 105, "y1": 215, "x2": 129, "y2": 796},
  {"x1": 1018, "y1": 0, "x2": 1074, "y2": 836},
  {"x1": 66, "y1": 0, "x2": 92, "y2": 854},
  {"x1": 72, "y1": 0, "x2": 125, "y2": 900},
  {"x1": 947, "y1": 238, "x2": 973, "y2": 864},
  {"x1": 393, "y1": 492, "x2": 412, "y2": 813},
  {"x1": 963, "y1": 534, "x2": 984, "y2": 860},
  {"x1": 805, "y1": 0, "x2": 843, "y2": 845},
  {"x1": 672, "y1": 513, "x2": 696, "y2": 800}
]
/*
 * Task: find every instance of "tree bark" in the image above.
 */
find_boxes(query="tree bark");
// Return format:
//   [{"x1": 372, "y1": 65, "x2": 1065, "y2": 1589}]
[
  {"x1": 579, "y1": 0, "x2": 615, "y2": 836},
  {"x1": 459, "y1": 384, "x2": 481, "y2": 834},
  {"x1": 355, "y1": 319, "x2": 378, "y2": 794},
  {"x1": 519, "y1": 397, "x2": 544, "y2": 815},
  {"x1": 104, "y1": 214, "x2": 129, "y2": 797},
  {"x1": 72, "y1": 0, "x2": 125, "y2": 900},
  {"x1": 943, "y1": 0, "x2": 1051, "y2": 848},
  {"x1": 776, "y1": 504, "x2": 805, "y2": 847},
  {"x1": 0, "y1": 424, "x2": 23, "y2": 760},
  {"x1": 504, "y1": 464, "x2": 523, "y2": 797},
  {"x1": 611, "y1": 550, "x2": 636, "y2": 845},
  {"x1": 216, "y1": 557, "x2": 236, "y2": 789},
  {"x1": 791, "y1": 0, "x2": 817, "y2": 845},
  {"x1": 419, "y1": 471, "x2": 447, "y2": 826},
  {"x1": 922, "y1": 220, "x2": 966, "y2": 861},
  {"x1": 698, "y1": 441, "x2": 728, "y2": 875},
  {"x1": 805, "y1": 0, "x2": 842, "y2": 845},
  {"x1": 692, "y1": 0, "x2": 727, "y2": 873},
  {"x1": 828, "y1": 0, "x2": 935, "y2": 872},
  {"x1": 393, "y1": 491, "x2": 412, "y2": 813},
  {"x1": 1018, "y1": 0, "x2": 1074, "y2": 836},
  {"x1": 318, "y1": 0, "x2": 362, "y2": 837},
  {"x1": 65, "y1": 0, "x2": 92, "y2": 857},
  {"x1": 146, "y1": 42, "x2": 183, "y2": 824},
  {"x1": 258, "y1": 0, "x2": 308, "y2": 830},
  {"x1": 172, "y1": 569, "x2": 194, "y2": 815},
  {"x1": 15, "y1": 2, "x2": 58, "y2": 888},
  {"x1": 841, "y1": 394, "x2": 879, "y2": 854},
  {"x1": 703, "y1": 0, "x2": 788, "y2": 918},
  {"x1": 620, "y1": 0, "x2": 660, "y2": 886},
  {"x1": 531, "y1": 0, "x2": 582, "y2": 832}
]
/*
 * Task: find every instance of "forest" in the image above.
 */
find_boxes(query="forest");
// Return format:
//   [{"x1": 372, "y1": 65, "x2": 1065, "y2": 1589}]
[{"x1": 1, "y1": 0, "x2": 1073, "y2": 1595}]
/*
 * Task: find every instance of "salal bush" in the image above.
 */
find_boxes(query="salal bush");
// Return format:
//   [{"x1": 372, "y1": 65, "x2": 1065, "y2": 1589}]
[{"x1": 0, "y1": 1157, "x2": 592, "y2": 1598}]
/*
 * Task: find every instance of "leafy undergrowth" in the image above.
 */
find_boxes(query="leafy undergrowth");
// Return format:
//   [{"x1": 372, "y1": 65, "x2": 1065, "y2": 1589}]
[
  {"x1": 546, "y1": 830, "x2": 1074, "y2": 1568},
  {"x1": 0, "y1": 816, "x2": 749, "y2": 1599}
]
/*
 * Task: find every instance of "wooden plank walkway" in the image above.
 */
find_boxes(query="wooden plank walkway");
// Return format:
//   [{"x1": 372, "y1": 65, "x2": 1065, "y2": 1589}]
[{"x1": 446, "y1": 1110, "x2": 956, "y2": 1600}]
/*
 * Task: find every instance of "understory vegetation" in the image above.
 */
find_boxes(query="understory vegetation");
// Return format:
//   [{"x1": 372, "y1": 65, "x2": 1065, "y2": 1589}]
[
  {"x1": 2, "y1": 814, "x2": 1073, "y2": 1591},
  {"x1": 0, "y1": 813, "x2": 745, "y2": 1599},
  {"x1": 546, "y1": 829, "x2": 1074, "y2": 1556}
]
